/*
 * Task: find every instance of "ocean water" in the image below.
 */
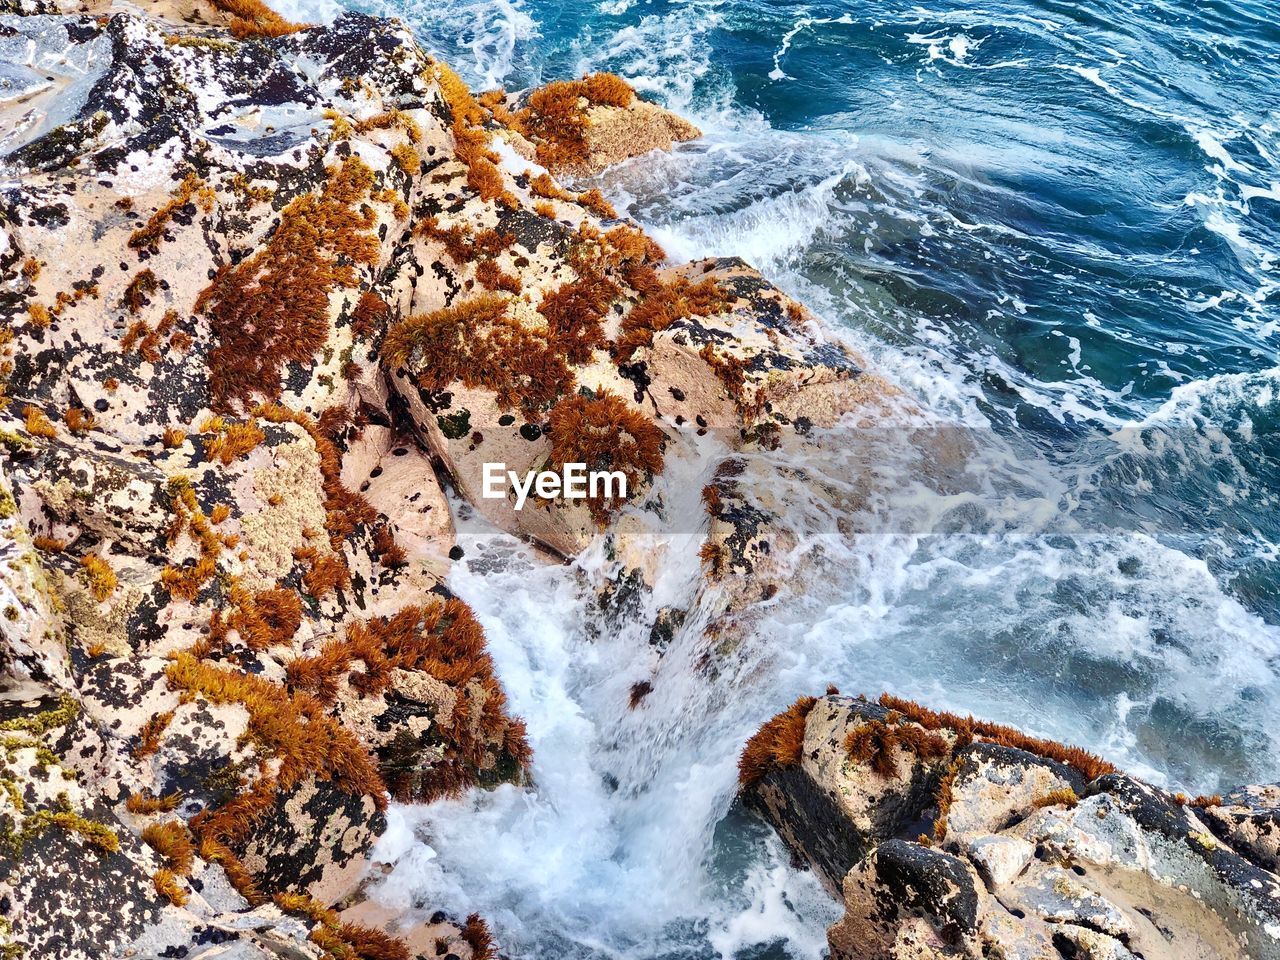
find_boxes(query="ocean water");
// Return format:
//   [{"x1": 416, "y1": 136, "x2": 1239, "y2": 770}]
[{"x1": 283, "y1": 0, "x2": 1280, "y2": 955}]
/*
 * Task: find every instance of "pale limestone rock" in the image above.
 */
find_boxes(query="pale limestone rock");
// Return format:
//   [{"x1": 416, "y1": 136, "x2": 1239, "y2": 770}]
[
  {"x1": 578, "y1": 100, "x2": 701, "y2": 177},
  {"x1": 1202, "y1": 783, "x2": 1280, "y2": 872},
  {"x1": 966, "y1": 834, "x2": 1034, "y2": 888},
  {"x1": 942, "y1": 741, "x2": 1081, "y2": 843},
  {"x1": 744, "y1": 694, "x2": 1280, "y2": 960}
]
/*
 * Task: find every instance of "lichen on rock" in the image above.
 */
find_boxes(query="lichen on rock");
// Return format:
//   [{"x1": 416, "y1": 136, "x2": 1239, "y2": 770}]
[
  {"x1": 740, "y1": 691, "x2": 1280, "y2": 960},
  {"x1": 0, "y1": 0, "x2": 927, "y2": 953}
]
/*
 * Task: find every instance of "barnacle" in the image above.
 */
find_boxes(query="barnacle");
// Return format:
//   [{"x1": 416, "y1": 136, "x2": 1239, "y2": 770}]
[{"x1": 256, "y1": 403, "x2": 378, "y2": 555}]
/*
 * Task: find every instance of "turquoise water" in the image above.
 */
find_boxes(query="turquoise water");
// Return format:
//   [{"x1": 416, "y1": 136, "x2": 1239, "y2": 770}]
[{"x1": 293, "y1": 0, "x2": 1280, "y2": 954}]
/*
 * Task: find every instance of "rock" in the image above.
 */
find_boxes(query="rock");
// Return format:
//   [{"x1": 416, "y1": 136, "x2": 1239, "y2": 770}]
[
  {"x1": 501, "y1": 73, "x2": 701, "y2": 179},
  {"x1": 577, "y1": 100, "x2": 701, "y2": 177},
  {"x1": 0, "y1": 694, "x2": 162, "y2": 959},
  {"x1": 121, "y1": 903, "x2": 325, "y2": 960},
  {"x1": 1049, "y1": 926, "x2": 1137, "y2": 960},
  {"x1": 741, "y1": 692, "x2": 1280, "y2": 960},
  {"x1": 337, "y1": 897, "x2": 486, "y2": 960},
  {"x1": 1018, "y1": 865, "x2": 1132, "y2": 940},
  {"x1": 829, "y1": 839, "x2": 980, "y2": 960},
  {"x1": 0, "y1": 463, "x2": 69, "y2": 687},
  {"x1": 743, "y1": 696, "x2": 957, "y2": 895},
  {"x1": 385, "y1": 174, "x2": 895, "y2": 563},
  {"x1": 941, "y1": 741, "x2": 1084, "y2": 844},
  {"x1": 642, "y1": 258, "x2": 888, "y2": 431},
  {"x1": 965, "y1": 834, "x2": 1033, "y2": 888},
  {"x1": 0, "y1": 6, "x2": 555, "y2": 956},
  {"x1": 977, "y1": 911, "x2": 1060, "y2": 960},
  {"x1": 1202, "y1": 782, "x2": 1280, "y2": 872}
]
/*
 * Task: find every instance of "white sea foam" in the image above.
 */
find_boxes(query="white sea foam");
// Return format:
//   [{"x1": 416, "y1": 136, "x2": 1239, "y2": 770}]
[
  {"x1": 369, "y1": 393, "x2": 1280, "y2": 956},
  {"x1": 272, "y1": 0, "x2": 343, "y2": 23},
  {"x1": 769, "y1": 14, "x2": 854, "y2": 81},
  {"x1": 905, "y1": 29, "x2": 984, "y2": 67},
  {"x1": 585, "y1": 4, "x2": 725, "y2": 111},
  {"x1": 328, "y1": 0, "x2": 539, "y2": 87}
]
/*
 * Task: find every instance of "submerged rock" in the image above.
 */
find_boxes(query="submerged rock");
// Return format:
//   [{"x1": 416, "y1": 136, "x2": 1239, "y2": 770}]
[{"x1": 741, "y1": 692, "x2": 1280, "y2": 960}]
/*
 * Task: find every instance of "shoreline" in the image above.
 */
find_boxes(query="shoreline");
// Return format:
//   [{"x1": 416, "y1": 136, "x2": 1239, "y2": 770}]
[{"x1": 0, "y1": 2, "x2": 1277, "y2": 958}]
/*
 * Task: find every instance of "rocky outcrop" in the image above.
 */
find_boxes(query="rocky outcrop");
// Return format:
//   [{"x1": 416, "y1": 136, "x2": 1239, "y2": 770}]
[
  {"x1": 0, "y1": 0, "x2": 911, "y2": 952},
  {"x1": 741, "y1": 693, "x2": 1280, "y2": 960},
  {"x1": 1202, "y1": 784, "x2": 1280, "y2": 874}
]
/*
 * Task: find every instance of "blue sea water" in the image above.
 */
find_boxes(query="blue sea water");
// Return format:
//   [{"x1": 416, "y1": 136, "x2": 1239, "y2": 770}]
[{"x1": 290, "y1": 0, "x2": 1280, "y2": 954}]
